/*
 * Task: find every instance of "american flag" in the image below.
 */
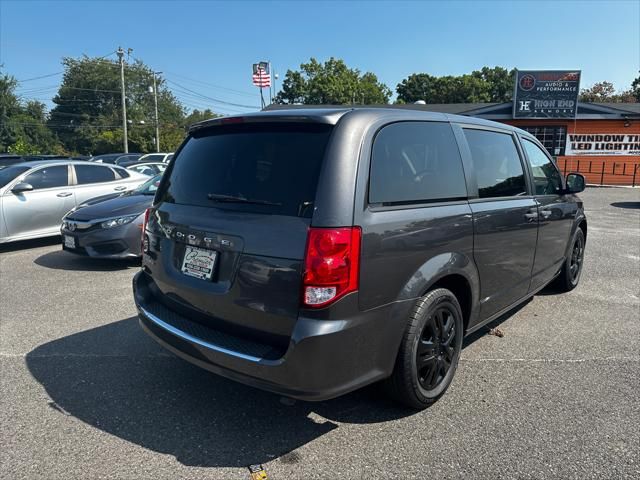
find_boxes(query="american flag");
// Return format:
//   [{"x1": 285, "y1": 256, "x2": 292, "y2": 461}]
[{"x1": 252, "y1": 66, "x2": 271, "y2": 88}]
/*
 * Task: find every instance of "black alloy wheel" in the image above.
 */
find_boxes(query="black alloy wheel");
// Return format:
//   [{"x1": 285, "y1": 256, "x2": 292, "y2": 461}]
[
  {"x1": 416, "y1": 306, "x2": 457, "y2": 391},
  {"x1": 569, "y1": 232, "x2": 584, "y2": 284},
  {"x1": 555, "y1": 228, "x2": 586, "y2": 292},
  {"x1": 386, "y1": 288, "x2": 464, "y2": 409}
]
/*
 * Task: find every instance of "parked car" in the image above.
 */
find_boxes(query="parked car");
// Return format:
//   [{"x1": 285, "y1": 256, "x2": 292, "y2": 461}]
[
  {"x1": 133, "y1": 108, "x2": 587, "y2": 409},
  {"x1": 114, "y1": 154, "x2": 144, "y2": 166},
  {"x1": 137, "y1": 152, "x2": 173, "y2": 164},
  {"x1": 91, "y1": 153, "x2": 142, "y2": 164},
  {"x1": 125, "y1": 162, "x2": 167, "y2": 176},
  {"x1": 0, "y1": 160, "x2": 147, "y2": 243},
  {"x1": 61, "y1": 174, "x2": 161, "y2": 258}
]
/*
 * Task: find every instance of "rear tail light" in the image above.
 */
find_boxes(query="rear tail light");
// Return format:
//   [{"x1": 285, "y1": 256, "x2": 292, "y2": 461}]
[
  {"x1": 302, "y1": 227, "x2": 361, "y2": 308},
  {"x1": 141, "y1": 208, "x2": 151, "y2": 253}
]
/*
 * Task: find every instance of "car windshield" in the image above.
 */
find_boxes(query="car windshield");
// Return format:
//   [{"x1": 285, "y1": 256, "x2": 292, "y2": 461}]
[
  {"x1": 133, "y1": 174, "x2": 162, "y2": 195},
  {"x1": 0, "y1": 165, "x2": 30, "y2": 188}
]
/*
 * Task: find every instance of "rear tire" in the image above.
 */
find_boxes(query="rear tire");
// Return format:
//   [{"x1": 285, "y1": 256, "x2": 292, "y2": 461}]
[
  {"x1": 554, "y1": 228, "x2": 585, "y2": 292},
  {"x1": 385, "y1": 288, "x2": 464, "y2": 409}
]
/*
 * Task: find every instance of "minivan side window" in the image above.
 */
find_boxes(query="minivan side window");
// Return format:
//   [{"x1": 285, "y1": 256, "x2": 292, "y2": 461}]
[
  {"x1": 75, "y1": 164, "x2": 116, "y2": 184},
  {"x1": 463, "y1": 129, "x2": 526, "y2": 198},
  {"x1": 369, "y1": 122, "x2": 467, "y2": 204},
  {"x1": 24, "y1": 165, "x2": 69, "y2": 190},
  {"x1": 522, "y1": 138, "x2": 562, "y2": 195}
]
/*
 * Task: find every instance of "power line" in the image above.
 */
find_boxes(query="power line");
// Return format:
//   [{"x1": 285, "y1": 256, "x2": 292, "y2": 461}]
[
  {"x1": 60, "y1": 85, "x2": 121, "y2": 93},
  {"x1": 163, "y1": 71, "x2": 256, "y2": 98},
  {"x1": 166, "y1": 79, "x2": 259, "y2": 109},
  {"x1": 17, "y1": 84, "x2": 121, "y2": 94},
  {"x1": 16, "y1": 72, "x2": 63, "y2": 83},
  {"x1": 15, "y1": 51, "x2": 117, "y2": 84}
]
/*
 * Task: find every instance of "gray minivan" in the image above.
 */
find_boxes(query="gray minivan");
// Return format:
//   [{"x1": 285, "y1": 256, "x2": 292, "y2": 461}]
[{"x1": 133, "y1": 108, "x2": 586, "y2": 409}]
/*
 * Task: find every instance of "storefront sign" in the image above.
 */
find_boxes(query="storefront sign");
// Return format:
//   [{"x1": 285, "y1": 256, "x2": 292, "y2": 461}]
[
  {"x1": 513, "y1": 70, "x2": 581, "y2": 119},
  {"x1": 565, "y1": 133, "x2": 640, "y2": 156}
]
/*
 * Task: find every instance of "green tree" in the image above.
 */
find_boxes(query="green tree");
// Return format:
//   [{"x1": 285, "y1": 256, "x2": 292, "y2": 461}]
[
  {"x1": 184, "y1": 108, "x2": 218, "y2": 129},
  {"x1": 0, "y1": 71, "x2": 21, "y2": 151},
  {"x1": 579, "y1": 80, "x2": 637, "y2": 103},
  {"x1": 275, "y1": 57, "x2": 391, "y2": 105},
  {"x1": 396, "y1": 73, "x2": 492, "y2": 103},
  {"x1": 471, "y1": 66, "x2": 516, "y2": 102},
  {"x1": 49, "y1": 56, "x2": 186, "y2": 154},
  {"x1": 632, "y1": 76, "x2": 640, "y2": 102},
  {"x1": 396, "y1": 67, "x2": 516, "y2": 104},
  {"x1": 0, "y1": 68, "x2": 62, "y2": 153},
  {"x1": 395, "y1": 73, "x2": 438, "y2": 104},
  {"x1": 579, "y1": 81, "x2": 617, "y2": 102}
]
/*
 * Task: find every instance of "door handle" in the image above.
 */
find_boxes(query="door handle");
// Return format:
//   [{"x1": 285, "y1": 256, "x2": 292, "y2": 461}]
[
  {"x1": 524, "y1": 211, "x2": 538, "y2": 222},
  {"x1": 56, "y1": 192, "x2": 72, "y2": 197},
  {"x1": 114, "y1": 186, "x2": 127, "y2": 191}
]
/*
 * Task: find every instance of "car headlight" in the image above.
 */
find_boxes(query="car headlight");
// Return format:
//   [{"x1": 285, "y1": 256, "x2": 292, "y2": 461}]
[{"x1": 100, "y1": 215, "x2": 138, "y2": 229}]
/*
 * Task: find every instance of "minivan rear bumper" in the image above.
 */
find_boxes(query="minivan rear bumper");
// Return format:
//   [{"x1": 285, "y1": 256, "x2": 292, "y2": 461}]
[{"x1": 133, "y1": 271, "x2": 409, "y2": 401}]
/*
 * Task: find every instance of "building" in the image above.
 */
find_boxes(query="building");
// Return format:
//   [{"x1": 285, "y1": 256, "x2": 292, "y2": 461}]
[{"x1": 418, "y1": 102, "x2": 640, "y2": 186}]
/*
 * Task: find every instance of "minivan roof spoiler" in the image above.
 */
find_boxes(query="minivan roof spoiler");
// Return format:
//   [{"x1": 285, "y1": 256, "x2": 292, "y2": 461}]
[{"x1": 188, "y1": 108, "x2": 353, "y2": 134}]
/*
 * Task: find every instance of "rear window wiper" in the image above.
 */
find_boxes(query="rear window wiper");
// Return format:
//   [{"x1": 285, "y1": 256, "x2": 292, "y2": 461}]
[{"x1": 207, "y1": 193, "x2": 282, "y2": 206}]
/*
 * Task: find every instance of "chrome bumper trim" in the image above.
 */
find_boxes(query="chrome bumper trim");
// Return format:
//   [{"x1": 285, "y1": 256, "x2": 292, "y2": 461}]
[{"x1": 137, "y1": 304, "x2": 263, "y2": 363}]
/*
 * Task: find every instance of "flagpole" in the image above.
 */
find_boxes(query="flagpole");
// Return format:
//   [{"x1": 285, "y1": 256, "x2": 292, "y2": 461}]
[{"x1": 268, "y1": 61, "x2": 272, "y2": 104}]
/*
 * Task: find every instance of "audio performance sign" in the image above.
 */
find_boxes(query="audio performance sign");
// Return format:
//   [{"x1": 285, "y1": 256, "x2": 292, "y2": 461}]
[{"x1": 513, "y1": 70, "x2": 581, "y2": 119}]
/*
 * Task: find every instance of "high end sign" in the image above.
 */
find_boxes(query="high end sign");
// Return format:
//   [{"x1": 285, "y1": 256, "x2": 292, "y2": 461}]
[
  {"x1": 513, "y1": 70, "x2": 581, "y2": 119},
  {"x1": 565, "y1": 133, "x2": 640, "y2": 156}
]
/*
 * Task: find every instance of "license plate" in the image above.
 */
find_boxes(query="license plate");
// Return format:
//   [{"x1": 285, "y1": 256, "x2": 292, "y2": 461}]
[
  {"x1": 181, "y1": 246, "x2": 217, "y2": 281},
  {"x1": 64, "y1": 235, "x2": 76, "y2": 249}
]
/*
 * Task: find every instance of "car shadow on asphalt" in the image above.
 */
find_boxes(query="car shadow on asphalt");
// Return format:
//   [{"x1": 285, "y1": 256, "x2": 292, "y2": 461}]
[
  {"x1": 26, "y1": 316, "x2": 414, "y2": 468},
  {"x1": 610, "y1": 201, "x2": 640, "y2": 210},
  {"x1": 0, "y1": 236, "x2": 61, "y2": 253},
  {"x1": 34, "y1": 250, "x2": 140, "y2": 271}
]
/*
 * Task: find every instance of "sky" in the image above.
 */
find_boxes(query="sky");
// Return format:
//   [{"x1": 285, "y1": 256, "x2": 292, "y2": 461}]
[{"x1": 1, "y1": 0, "x2": 639, "y2": 115}]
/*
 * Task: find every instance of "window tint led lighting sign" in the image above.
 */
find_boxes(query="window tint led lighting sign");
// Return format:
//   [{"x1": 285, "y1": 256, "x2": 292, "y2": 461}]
[
  {"x1": 513, "y1": 70, "x2": 581, "y2": 119},
  {"x1": 565, "y1": 133, "x2": 640, "y2": 156}
]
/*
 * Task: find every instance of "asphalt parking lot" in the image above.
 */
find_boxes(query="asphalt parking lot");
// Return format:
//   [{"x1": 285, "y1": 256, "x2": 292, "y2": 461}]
[{"x1": 1, "y1": 187, "x2": 639, "y2": 480}]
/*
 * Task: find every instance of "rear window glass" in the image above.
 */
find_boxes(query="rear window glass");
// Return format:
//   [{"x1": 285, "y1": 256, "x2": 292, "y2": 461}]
[
  {"x1": 159, "y1": 123, "x2": 333, "y2": 217},
  {"x1": 369, "y1": 121, "x2": 467, "y2": 204},
  {"x1": 75, "y1": 165, "x2": 117, "y2": 184},
  {"x1": 112, "y1": 166, "x2": 130, "y2": 178}
]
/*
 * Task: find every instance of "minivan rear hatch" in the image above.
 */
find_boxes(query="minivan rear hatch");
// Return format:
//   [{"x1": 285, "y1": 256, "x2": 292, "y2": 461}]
[{"x1": 145, "y1": 122, "x2": 334, "y2": 347}]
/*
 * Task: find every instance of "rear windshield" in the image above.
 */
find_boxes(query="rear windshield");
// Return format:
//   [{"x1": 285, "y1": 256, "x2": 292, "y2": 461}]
[{"x1": 158, "y1": 123, "x2": 333, "y2": 217}]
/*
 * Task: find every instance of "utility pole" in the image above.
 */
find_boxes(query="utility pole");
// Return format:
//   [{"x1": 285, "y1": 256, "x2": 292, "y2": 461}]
[
  {"x1": 117, "y1": 46, "x2": 128, "y2": 153},
  {"x1": 151, "y1": 71, "x2": 161, "y2": 152}
]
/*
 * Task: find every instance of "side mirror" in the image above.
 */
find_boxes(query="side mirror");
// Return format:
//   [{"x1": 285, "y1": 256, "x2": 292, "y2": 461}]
[
  {"x1": 565, "y1": 173, "x2": 585, "y2": 194},
  {"x1": 11, "y1": 182, "x2": 34, "y2": 194}
]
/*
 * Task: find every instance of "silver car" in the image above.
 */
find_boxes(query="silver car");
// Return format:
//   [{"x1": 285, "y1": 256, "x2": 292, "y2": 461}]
[{"x1": 0, "y1": 160, "x2": 148, "y2": 244}]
